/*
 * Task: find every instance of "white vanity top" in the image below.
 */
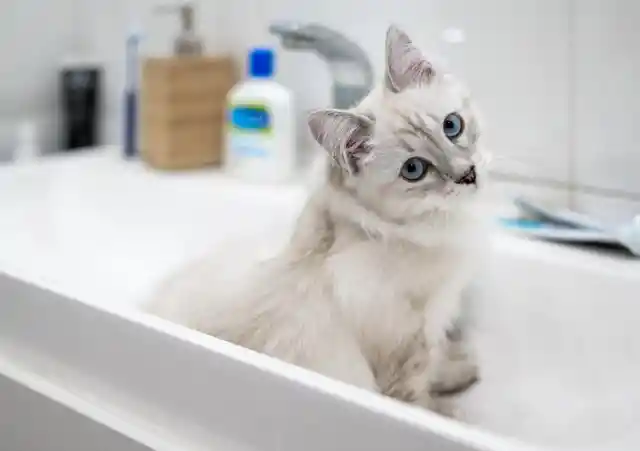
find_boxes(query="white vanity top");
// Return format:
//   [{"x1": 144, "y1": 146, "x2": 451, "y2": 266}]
[
  {"x1": 0, "y1": 147, "x2": 309, "y2": 308},
  {"x1": 1, "y1": 147, "x2": 638, "y2": 310},
  {"x1": 2, "y1": 147, "x2": 640, "y2": 451}
]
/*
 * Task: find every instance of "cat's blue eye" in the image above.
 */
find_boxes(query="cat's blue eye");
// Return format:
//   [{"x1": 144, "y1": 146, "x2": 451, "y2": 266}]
[
  {"x1": 443, "y1": 113, "x2": 464, "y2": 141},
  {"x1": 400, "y1": 157, "x2": 431, "y2": 182}
]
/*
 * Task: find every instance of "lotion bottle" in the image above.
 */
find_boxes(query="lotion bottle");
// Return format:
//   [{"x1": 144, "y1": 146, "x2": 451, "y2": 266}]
[{"x1": 225, "y1": 48, "x2": 295, "y2": 183}]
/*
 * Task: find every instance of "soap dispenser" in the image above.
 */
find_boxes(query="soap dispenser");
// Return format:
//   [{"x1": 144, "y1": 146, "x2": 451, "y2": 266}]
[
  {"x1": 141, "y1": 2, "x2": 237, "y2": 170},
  {"x1": 155, "y1": 1, "x2": 203, "y2": 56}
]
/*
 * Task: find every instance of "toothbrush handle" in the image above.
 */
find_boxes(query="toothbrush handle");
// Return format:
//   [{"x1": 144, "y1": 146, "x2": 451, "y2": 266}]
[{"x1": 124, "y1": 90, "x2": 137, "y2": 158}]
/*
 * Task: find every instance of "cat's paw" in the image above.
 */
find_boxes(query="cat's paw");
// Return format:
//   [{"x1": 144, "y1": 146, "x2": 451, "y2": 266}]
[
  {"x1": 433, "y1": 397, "x2": 462, "y2": 419},
  {"x1": 430, "y1": 359, "x2": 479, "y2": 395},
  {"x1": 418, "y1": 394, "x2": 461, "y2": 419}
]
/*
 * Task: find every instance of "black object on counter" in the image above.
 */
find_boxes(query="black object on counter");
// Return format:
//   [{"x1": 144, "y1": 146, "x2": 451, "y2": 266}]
[{"x1": 60, "y1": 64, "x2": 101, "y2": 150}]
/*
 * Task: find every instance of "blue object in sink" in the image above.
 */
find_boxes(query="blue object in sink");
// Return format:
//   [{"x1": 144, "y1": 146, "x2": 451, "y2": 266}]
[{"x1": 500, "y1": 198, "x2": 640, "y2": 257}]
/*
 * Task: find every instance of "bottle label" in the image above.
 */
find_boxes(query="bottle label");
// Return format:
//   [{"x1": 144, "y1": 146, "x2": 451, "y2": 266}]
[{"x1": 228, "y1": 103, "x2": 272, "y2": 159}]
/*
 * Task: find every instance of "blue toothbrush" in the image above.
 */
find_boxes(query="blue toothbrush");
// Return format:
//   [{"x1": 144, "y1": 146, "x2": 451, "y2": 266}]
[{"x1": 124, "y1": 27, "x2": 142, "y2": 158}]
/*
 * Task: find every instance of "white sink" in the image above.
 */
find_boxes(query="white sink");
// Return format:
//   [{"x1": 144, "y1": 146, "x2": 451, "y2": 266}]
[{"x1": 1, "y1": 148, "x2": 638, "y2": 451}]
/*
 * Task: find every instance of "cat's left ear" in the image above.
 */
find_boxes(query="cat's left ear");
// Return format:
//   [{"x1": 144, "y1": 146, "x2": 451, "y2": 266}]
[
  {"x1": 385, "y1": 25, "x2": 435, "y2": 93},
  {"x1": 308, "y1": 109, "x2": 374, "y2": 174}
]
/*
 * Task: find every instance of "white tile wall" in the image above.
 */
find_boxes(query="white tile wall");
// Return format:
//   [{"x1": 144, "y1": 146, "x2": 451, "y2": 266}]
[
  {"x1": 573, "y1": 0, "x2": 640, "y2": 197},
  {"x1": 0, "y1": 0, "x2": 80, "y2": 157},
  {"x1": 10, "y1": 0, "x2": 638, "y2": 219}
]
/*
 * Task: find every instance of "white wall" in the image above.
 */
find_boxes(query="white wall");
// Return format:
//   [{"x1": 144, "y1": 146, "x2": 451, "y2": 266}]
[
  {"x1": 14, "y1": 0, "x2": 640, "y2": 221},
  {"x1": 0, "y1": 0, "x2": 82, "y2": 160},
  {"x1": 572, "y1": 1, "x2": 640, "y2": 221}
]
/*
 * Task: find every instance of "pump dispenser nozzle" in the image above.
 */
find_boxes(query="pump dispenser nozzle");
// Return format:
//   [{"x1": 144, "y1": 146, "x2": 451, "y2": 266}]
[{"x1": 155, "y1": 2, "x2": 203, "y2": 56}]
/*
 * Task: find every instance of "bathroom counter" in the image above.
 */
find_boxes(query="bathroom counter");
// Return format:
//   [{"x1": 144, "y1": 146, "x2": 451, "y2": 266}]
[
  {"x1": 1, "y1": 147, "x2": 520, "y2": 451},
  {"x1": 1, "y1": 146, "x2": 639, "y2": 310},
  {"x1": 0, "y1": 147, "x2": 309, "y2": 308},
  {"x1": 2, "y1": 147, "x2": 640, "y2": 451}
]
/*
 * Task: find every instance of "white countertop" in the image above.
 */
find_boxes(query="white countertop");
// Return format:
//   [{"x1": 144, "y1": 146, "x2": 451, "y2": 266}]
[
  {"x1": 1, "y1": 147, "x2": 638, "y2": 311},
  {"x1": 3, "y1": 147, "x2": 640, "y2": 451},
  {"x1": 0, "y1": 147, "x2": 309, "y2": 308}
]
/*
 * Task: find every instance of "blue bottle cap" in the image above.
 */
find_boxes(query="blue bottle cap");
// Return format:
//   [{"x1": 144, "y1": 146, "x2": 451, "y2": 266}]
[{"x1": 248, "y1": 48, "x2": 274, "y2": 78}]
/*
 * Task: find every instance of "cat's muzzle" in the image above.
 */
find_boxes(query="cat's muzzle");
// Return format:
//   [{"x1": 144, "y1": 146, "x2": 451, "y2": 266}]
[{"x1": 455, "y1": 166, "x2": 477, "y2": 186}]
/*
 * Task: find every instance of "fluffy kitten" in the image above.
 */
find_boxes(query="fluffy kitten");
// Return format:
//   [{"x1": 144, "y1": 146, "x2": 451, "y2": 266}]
[{"x1": 145, "y1": 25, "x2": 490, "y2": 414}]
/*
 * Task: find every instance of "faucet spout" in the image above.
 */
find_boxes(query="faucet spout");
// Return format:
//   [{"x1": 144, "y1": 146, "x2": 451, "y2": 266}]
[{"x1": 269, "y1": 22, "x2": 374, "y2": 109}]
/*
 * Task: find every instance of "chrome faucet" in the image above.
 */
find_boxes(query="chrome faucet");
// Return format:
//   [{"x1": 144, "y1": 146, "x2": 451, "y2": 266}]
[{"x1": 269, "y1": 22, "x2": 374, "y2": 109}]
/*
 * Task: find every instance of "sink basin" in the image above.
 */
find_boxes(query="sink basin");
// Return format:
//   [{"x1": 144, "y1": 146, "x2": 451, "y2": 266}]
[{"x1": 1, "y1": 149, "x2": 639, "y2": 450}]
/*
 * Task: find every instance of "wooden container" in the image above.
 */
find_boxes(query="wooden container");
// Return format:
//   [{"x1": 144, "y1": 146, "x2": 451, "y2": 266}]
[{"x1": 141, "y1": 56, "x2": 237, "y2": 170}]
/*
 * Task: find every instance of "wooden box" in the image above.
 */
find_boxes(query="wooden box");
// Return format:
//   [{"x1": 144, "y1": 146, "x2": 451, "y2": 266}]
[{"x1": 141, "y1": 56, "x2": 237, "y2": 170}]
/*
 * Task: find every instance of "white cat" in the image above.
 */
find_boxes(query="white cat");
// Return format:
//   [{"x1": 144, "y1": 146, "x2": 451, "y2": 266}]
[{"x1": 145, "y1": 25, "x2": 491, "y2": 414}]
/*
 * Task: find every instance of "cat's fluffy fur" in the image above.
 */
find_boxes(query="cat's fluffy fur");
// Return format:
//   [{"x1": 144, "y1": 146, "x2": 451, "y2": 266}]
[{"x1": 145, "y1": 26, "x2": 491, "y2": 414}]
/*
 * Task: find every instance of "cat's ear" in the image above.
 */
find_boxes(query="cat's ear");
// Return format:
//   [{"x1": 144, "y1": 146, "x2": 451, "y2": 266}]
[
  {"x1": 385, "y1": 25, "x2": 435, "y2": 93},
  {"x1": 308, "y1": 109, "x2": 373, "y2": 174}
]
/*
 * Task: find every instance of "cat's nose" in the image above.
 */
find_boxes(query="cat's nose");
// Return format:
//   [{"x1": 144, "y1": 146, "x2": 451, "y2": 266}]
[{"x1": 455, "y1": 165, "x2": 477, "y2": 185}]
